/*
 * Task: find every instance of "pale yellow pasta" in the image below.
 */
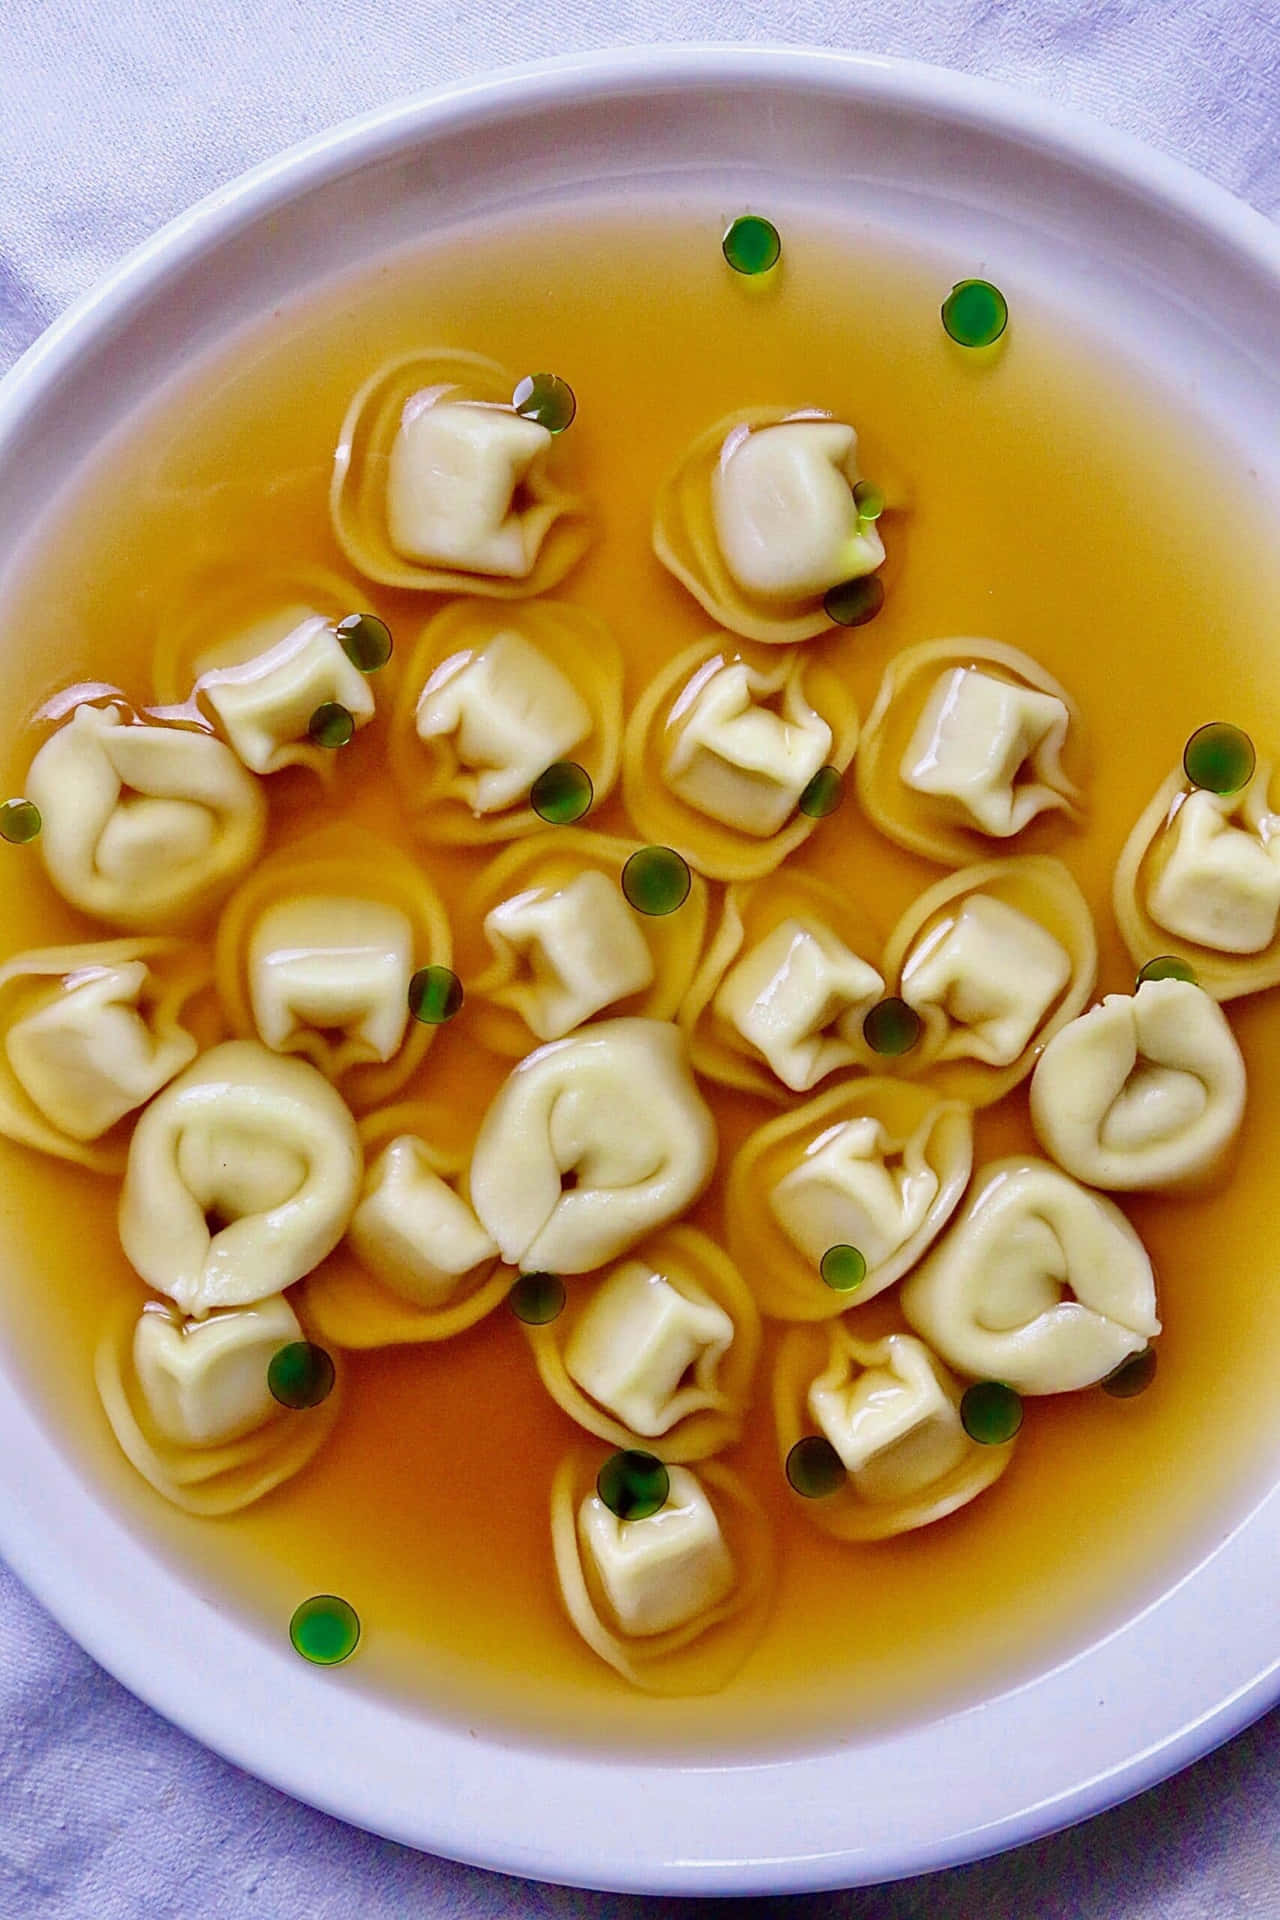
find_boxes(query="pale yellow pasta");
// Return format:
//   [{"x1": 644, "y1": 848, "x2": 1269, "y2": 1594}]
[
  {"x1": 652, "y1": 405, "x2": 885, "y2": 643},
  {"x1": 330, "y1": 348, "x2": 590, "y2": 594}
]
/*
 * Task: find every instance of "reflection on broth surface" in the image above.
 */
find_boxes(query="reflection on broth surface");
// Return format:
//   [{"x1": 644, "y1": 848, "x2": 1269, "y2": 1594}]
[{"x1": 0, "y1": 205, "x2": 1278, "y2": 1752}]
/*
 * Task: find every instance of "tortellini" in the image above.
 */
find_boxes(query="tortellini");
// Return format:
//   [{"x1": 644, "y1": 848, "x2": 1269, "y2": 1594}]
[
  {"x1": 96, "y1": 1291, "x2": 341, "y2": 1515},
  {"x1": 856, "y1": 639, "x2": 1083, "y2": 866},
  {"x1": 300, "y1": 1101, "x2": 510, "y2": 1348},
  {"x1": 24, "y1": 702, "x2": 267, "y2": 930},
  {"x1": 881, "y1": 857, "x2": 1097, "y2": 1106},
  {"x1": 1030, "y1": 978, "x2": 1245, "y2": 1192},
  {"x1": 523, "y1": 1225, "x2": 759, "y2": 1459},
  {"x1": 466, "y1": 830, "x2": 708, "y2": 1054},
  {"x1": 197, "y1": 614, "x2": 375, "y2": 776},
  {"x1": 214, "y1": 825, "x2": 451, "y2": 1110},
  {"x1": 728, "y1": 1078, "x2": 973, "y2": 1320},
  {"x1": 119, "y1": 1040, "x2": 362, "y2": 1316},
  {"x1": 391, "y1": 598, "x2": 622, "y2": 844},
  {"x1": 551, "y1": 1446, "x2": 773, "y2": 1694},
  {"x1": 623, "y1": 638, "x2": 859, "y2": 881},
  {"x1": 653, "y1": 406, "x2": 885, "y2": 643},
  {"x1": 331, "y1": 349, "x2": 590, "y2": 594},
  {"x1": 901, "y1": 1158, "x2": 1160, "y2": 1394},
  {"x1": 773, "y1": 1326, "x2": 1015, "y2": 1540},
  {"x1": 680, "y1": 868, "x2": 884, "y2": 1100},
  {"x1": 1113, "y1": 757, "x2": 1280, "y2": 999},
  {"x1": 0, "y1": 938, "x2": 210, "y2": 1171},
  {"x1": 469, "y1": 1018, "x2": 716, "y2": 1276}
]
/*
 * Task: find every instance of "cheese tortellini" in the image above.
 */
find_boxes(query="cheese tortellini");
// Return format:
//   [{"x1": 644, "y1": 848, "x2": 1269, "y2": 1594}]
[
  {"x1": 728, "y1": 1078, "x2": 973, "y2": 1320},
  {"x1": 25, "y1": 703, "x2": 267, "y2": 930},
  {"x1": 524, "y1": 1225, "x2": 760, "y2": 1459},
  {"x1": 1114, "y1": 757, "x2": 1280, "y2": 999},
  {"x1": 901, "y1": 1158, "x2": 1160, "y2": 1394},
  {"x1": 856, "y1": 639, "x2": 1083, "y2": 866},
  {"x1": 466, "y1": 830, "x2": 708, "y2": 1055},
  {"x1": 469, "y1": 1018, "x2": 717, "y2": 1276},
  {"x1": 391, "y1": 598, "x2": 622, "y2": 844},
  {"x1": 214, "y1": 825, "x2": 451, "y2": 1109},
  {"x1": 119, "y1": 1040, "x2": 362, "y2": 1316},
  {"x1": 680, "y1": 868, "x2": 884, "y2": 1100},
  {"x1": 623, "y1": 638, "x2": 860, "y2": 881},
  {"x1": 300, "y1": 1101, "x2": 510, "y2": 1349},
  {"x1": 653, "y1": 406, "x2": 885, "y2": 643},
  {"x1": 551, "y1": 1447, "x2": 773, "y2": 1694},
  {"x1": 96, "y1": 1291, "x2": 341, "y2": 1514},
  {"x1": 773, "y1": 1326, "x2": 1016, "y2": 1540},
  {"x1": 1030, "y1": 978, "x2": 1246, "y2": 1193},
  {"x1": 330, "y1": 348, "x2": 590, "y2": 594},
  {"x1": 881, "y1": 857, "x2": 1098, "y2": 1107},
  {"x1": 0, "y1": 938, "x2": 210, "y2": 1171}
]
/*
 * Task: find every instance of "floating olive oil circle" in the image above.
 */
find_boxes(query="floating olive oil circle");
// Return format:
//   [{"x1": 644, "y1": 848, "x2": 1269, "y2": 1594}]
[
  {"x1": 1137, "y1": 956, "x2": 1199, "y2": 987},
  {"x1": 336, "y1": 612, "x2": 393, "y2": 672},
  {"x1": 721, "y1": 214, "x2": 781, "y2": 276},
  {"x1": 785, "y1": 1436, "x2": 845, "y2": 1499},
  {"x1": 960, "y1": 1382, "x2": 1024, "y2": 1446},
  {"x1": 513, "y1": 372, "x2": 577, "y2": 434},
  {"x1": 622, "y1": 846, "x2": 691, "y2": 916},
  {"x1": 1102, "y1": 1349, "x2": 1159, "y2": 1399},
  {"x1": 407, "y1": 965, "x2": 463, "y2": 1025},
  {"x1": 852, "y1": 479, "x2": 884, "y2": 520},
  {"x1": 597, "y1": 1450, "x2": 670, "y2": 1521},
  {"x1": 1182, "y1": 722, "x2": 1256, "y2": 795},
  {"x1": 530, "y1": 761, "x2": 593, "y2": 824},
  {"x1": 863, "y1": 997, "x2": 923, "y2": 1056},
  {"x1": 307, "y1": 700, "x2": 355, "y2": 748},
  {"x1": 797, "y1": 766, "x2": 844, "y2": 819},
  {"x1": 289, "y1": 1594, "x2": 361, "y2": 1665},
  {"x1": 941, "y1": 278, "x2": 1009, "y2": 348},
  {"x1": 509, "y1": 1272, "x2": 566, "y2": 1326},
  {"x1": 267, "y1": 1341, "x2": 336, "y2": 1410},
  {"x1": 820, "y1": 1244, "x2": 867, "y2": 1293},
  {"x1": 0, "y1": 798, "x2": 41, "y2": 844},
  {"x1": 823, "y1": 575, "x2": 884, "y2": 628}
]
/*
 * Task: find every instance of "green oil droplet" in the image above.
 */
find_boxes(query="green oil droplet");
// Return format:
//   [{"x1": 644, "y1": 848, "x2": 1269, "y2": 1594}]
[
  {"x1": 853, "y1": 480, "x2": 884, "y2": 521},
  {"x1": 509, "y1": 1272, "x2": 566, "y2": 1326},
  {"x1": 862, "y1": 997, "x2": 923, "y2": 1056},
  {"x1": 722, "y1": 214, "x2": 781, "y2": 276},
  {"x1": 1137, "y1": 956, "x2": 1199, "y2": 988},
  {"x1": 513, "y1": 373, "x2": 576, "y2": 434},
  {"x1": 530, "y1": 761, "x2": 593, "y2": 824},
  {"x1": 798, "y1": 766, "x2": 844, "y2": 819},
  {"x1": 823, "y1": 575, "x2": 885, "y2": 627},
  {"x1": 960, "y1": 1381, "x2": 1023, "y2": 1445},
  {"x1": 1102, "y1": 1348, "x2": 1158, "y2": 1399},
  {"x1": 597, "y1": 1449, "x2": 670, "y2": 1521},
  {"x1": 622, "y1": 846, "x2": 691, "y2": 916},
  {"x1": 0, "y1": 799, "x2": 41, "y2": 845},
  {"x1": 1183, "y1": 722, "x2": 1256, "y2": 795},
  {"x1": 336, "y1": 612, "x2": 392, "y2": 672},
  {"x1": 785, "y1": 1435, "x2": 845, "y2": 1499},
  {"x1": 941, "y1": 279, "x2": 1009, "y2": 348},
  {"x1": 820, "y1": 1244, "x2": 867, "y2": 1293},
  {"x1": 308, "y1": 701, "x2": 354, "y2": 749},
  {"x1": 267, "y1": 1341, "x2": 335, "y2": 1410},
  {"x1": 289, "y1": 1594, "x2": 361, "y2": 1665},
  {"x1": 407, "y1": 965, "x2": 463, "y2": 1025}
]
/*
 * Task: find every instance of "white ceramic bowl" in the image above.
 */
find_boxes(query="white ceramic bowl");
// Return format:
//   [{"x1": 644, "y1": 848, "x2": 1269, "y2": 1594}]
[{"x1": 1, "y1": 47, "x2": 1277, "y2": 1896}]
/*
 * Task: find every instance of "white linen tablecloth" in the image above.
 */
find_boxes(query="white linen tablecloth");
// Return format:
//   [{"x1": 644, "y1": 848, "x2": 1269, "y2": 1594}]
[{"x1": 2, "y1": 4, "x2": 1278, "y2": 1914}]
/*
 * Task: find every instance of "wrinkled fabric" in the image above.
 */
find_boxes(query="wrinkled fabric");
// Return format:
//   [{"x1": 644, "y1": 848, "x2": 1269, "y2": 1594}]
[{"x1": 1, "y1": 2, "x2": 1279, "y2": 1914}]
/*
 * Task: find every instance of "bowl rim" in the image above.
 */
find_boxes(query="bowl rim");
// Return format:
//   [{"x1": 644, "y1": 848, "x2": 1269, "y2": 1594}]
[{"x1": 0, "y1": 43, "x2": 1278, "y2": 1896}]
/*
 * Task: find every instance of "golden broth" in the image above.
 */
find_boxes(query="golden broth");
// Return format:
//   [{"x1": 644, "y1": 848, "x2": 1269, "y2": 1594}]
[{"x1": 1, "y1": 205, "x2": 1278, "y2": 1756}]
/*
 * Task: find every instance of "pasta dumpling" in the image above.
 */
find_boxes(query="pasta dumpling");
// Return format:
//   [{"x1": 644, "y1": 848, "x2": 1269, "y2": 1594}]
[
  {"x1": 299, "y1": 1101, "x2": 511, "y2": 1348},
  {"x1": 881, "y1": 857, "x2": 1097, "y2": 1107},
  {"x1": 330, "y1": 348, "x2": 590, "y2": 594},
  {"x1": 1030, "y1": 977, "x2": 1245, "y2": 1192},
  {"x1": 0, "y1": 938, "x2": 210, "y2": 1171},
  {"x1": 214, "y1": 825, "x2": 451, "y2": 1110},
  {"x1": 623, "y1": 638, "x2": 859, "y2": 881},
  {"x1": 24, "y1": 702, "x2": 266, "y2": 930},
  {"x1": 772, "y1": 1325, "x2": 1016, "y2": 1540},
  {"x1": 96, "y1": 1291, "x2": 341, "y2": 1515},
  {"x1": 391, "y1": 599, "x2": 622, "y2": 844},
  {"x1": 119, "y1": 1040, "x2": 363, "y2": 1316},
  {"x1": 523, "y1": 1224, "x2": 760, "y2": 1459},
  {"x1": 551, "y1": 1446, "x2": 773, "y2": 1693},
  {"x1": 900, "y1": 1158, "x2": 1160, "y2": 1394},
  {"x1": 680, "y1": 868, "x2": 883, "y2": 1100},
  {"x1": 1113, "y1": 757, "x2": 1280, "y2": 999},
  {"x1": 196, "y1": 613, "x2": 375, "y2": 776},
  {"x1": 653, "y1": 406, "x2": 885, "y2": 643},
  {"x1": 728, "y1": 1078, "x2": 973, "y2": 1321},
  {"x1": 466, "y1": 830, "x2": 708, "y2": 1055},
  {"x1": 469, "y1": 1018, "x2": 717, "y2": 1276},
  {"x1": 856, "y1": 639, "x2": 1083, "y2": 866}
]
